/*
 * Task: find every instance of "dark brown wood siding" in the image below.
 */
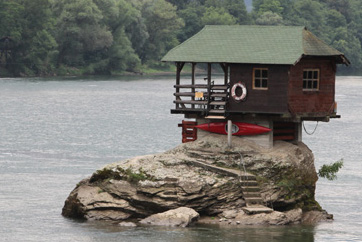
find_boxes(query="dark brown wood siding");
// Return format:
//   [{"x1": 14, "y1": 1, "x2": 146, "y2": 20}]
[
  {"x1": 228, "y1": 64, "x2": 289, "y2": 114},
  {"x1": 288, "y1": 58, "x2": 336, "y2": 116}
]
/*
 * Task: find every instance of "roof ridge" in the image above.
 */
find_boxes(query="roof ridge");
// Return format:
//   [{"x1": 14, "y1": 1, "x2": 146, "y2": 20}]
[
  {"x1": 162, "y1": 25, "x2": 348, "y2": 65},
  {"x1": 205, "y1": 25, "x2": 305, "y2": 28}
]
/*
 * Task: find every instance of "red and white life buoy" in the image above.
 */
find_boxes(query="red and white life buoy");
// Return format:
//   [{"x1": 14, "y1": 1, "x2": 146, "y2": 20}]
[{"x1": 231, "y1": 82, "x2": 247, "y2": 102}]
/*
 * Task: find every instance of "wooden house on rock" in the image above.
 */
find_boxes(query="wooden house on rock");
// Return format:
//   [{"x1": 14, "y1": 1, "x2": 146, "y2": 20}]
[{"x1": 162, "y1": 25, "x2": 349, "y2": 147}]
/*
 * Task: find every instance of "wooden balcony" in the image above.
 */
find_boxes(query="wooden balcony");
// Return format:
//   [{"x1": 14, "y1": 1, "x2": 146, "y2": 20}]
[
  {"x1": 172, "y1": 62, "x2": 230, "y2": 118},
  {"x1": 172, "y1": 83, "x2": 229, "y2": 118}
]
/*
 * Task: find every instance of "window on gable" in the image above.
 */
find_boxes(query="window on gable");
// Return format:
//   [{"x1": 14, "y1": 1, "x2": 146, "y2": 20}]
[
  {"x1": 253, "y1": 68, "x2": 268, "y2": 89},
  {"x1": 303, "y1": 69, "x2": 319, "y2": 91}
]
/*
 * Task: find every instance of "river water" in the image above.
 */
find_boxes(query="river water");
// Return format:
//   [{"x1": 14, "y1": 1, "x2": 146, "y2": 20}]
[{"x1": 0, "y1": 76, "x2": 361, "y2": 242}]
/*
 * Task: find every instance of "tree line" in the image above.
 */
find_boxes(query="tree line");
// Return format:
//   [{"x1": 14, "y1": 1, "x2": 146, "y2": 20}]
[{"x1": 0, "y1": 0, "x2": 360, "y2": 76}]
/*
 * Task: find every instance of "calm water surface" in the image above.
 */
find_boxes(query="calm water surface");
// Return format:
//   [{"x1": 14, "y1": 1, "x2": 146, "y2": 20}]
[{"x1": 0, "y1": 76, "x2": 361, "y2": 242}]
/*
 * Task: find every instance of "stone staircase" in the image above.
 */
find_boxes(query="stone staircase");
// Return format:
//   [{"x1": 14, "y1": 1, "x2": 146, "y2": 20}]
[
  {"x1": 240, "y1": 174, "x2": 263, "y2": 205},
  {"x1": 239, "y1": 174, "x2": 273, "y2": 214},
  {"x1": 185, "y1": 153, "x2": 273, "y2": 215}
]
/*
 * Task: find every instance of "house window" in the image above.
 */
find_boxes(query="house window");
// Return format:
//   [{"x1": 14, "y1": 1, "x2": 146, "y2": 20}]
[
  {"x1": 253, "y1": 68, "x2": 268, "y2": 89},
  {"x1": 303, "y1": 69, "x2": 319, "y2": 90}
]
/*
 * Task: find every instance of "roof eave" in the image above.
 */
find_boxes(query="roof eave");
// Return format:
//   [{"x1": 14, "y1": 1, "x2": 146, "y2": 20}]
[
  {"x1": 294, "y1": 54, "x2": 350, "y2": 66},
  {"x1": 340, "y1": 55, "x2": 351, "y2": 66},
  {"x1": 161, "y1": 58, "x2": 296, "y2": 65}
]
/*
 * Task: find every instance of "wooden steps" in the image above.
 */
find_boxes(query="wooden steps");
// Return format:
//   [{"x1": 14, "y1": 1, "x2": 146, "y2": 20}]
[
  {"x1": 208, "y1": 109, "x2": 225, "y2": 114},
  {"x1": 205, "y1": 115, "x2": 226, "y2": 120},
  {"x1": 210, "y1": 101, "x2": 226, "y2": 106},
  {"x1": 207, "y1": 84, "x2": 228, "y2": 118},
  {"x1": 211, "y1": 93, "x2": 228, "y2": 98}
]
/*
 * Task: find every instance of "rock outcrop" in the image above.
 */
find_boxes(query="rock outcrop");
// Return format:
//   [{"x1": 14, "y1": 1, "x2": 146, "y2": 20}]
[
  {"x1": 62, "y1": 133, "x2": 327, "y2": 225},
  {"x1": 200, "y1": 208, "x2": 303, "y2": 226},
  {"x1": 139, "y1": 207, "x2": 199, "y2": 227}
]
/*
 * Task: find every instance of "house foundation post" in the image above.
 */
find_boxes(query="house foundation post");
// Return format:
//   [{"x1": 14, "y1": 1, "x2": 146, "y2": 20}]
[{"x1": 227, "y1": 120, "x2": 232, "y2": 147}]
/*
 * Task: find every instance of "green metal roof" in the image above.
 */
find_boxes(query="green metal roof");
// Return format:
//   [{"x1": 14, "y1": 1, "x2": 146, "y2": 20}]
[{"x1": 162, "y1": 25, "x2": 349, "y2": 65}]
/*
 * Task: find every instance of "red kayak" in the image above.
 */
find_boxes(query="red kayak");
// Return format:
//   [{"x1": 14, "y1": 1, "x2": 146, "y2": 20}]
[{"x1": 195, "y1": 122, "x2": 271, "y2": 136}]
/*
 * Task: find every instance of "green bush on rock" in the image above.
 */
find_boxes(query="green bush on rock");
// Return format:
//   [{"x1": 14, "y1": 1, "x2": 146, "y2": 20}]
[{"x1": 318, "y1": 159, "x2": 344, "y2": 181}]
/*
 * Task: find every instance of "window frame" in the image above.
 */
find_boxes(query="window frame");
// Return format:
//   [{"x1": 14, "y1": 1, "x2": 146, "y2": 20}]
[
  {"x1": 252, "y1": 68, "x2": 268, "y2": 90},
  {"x1": 303, "y1": 69, "x2": 320, "y2": 91}
]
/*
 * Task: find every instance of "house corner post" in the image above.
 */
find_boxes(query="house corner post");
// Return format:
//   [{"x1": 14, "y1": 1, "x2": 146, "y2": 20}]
[{"x1": 228, "y1": 120, "x2": 232, "y2": 148}]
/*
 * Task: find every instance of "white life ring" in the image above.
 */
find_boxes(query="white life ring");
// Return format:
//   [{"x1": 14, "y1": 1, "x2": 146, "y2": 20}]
[{"x1": 231, "y1": 82, "x2": 247, "y2": 102}]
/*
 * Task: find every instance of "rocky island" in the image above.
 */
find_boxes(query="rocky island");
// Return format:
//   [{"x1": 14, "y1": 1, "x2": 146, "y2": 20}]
[
  {"x1": 62, "y1": 134, "x2": 332, "y2": 227},
  {"x1": 62, "y1": 25, "x2": 346, "y2": 227}
]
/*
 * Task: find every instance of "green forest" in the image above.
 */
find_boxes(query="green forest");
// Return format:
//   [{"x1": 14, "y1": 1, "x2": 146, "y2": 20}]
[{"x1": 0, "y1": 0, "x2": 361, "y2": 76}]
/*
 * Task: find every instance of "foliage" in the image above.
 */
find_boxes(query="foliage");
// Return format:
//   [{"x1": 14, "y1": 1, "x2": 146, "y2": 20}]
[
  {"x1": 89, "y1": 168, "x2": 122, "y2": 183},
  {"x1": 0, "y1": 1, "x2": 24, "y2": 42},
  {"x1": 54, "y1": 0, "x2": 113, "y2": 69},
  {"x1": 255, "y1": 11, "x2": 283, "y2": 25},
  {"x1": 1, "y1": 0, "x2": 362, "y2": 76},
  {"x1": 89, "y1": 166, "x2": 156, "y2": 184},
  {"x1": 201, "y1": 7, "x2": 237, "y2": 25},
  {"x1": 318, "y1": 159, "x2": 344, "y2": 180},
  {"x1": 139, "y1": 0, "x2": 184, "y2": 65},
  {"x1": 124, "y1": 168, "x2": 151, "y2": 183},
  {"x1": 253, "y1": 0, "x2": 284, "y2": 15},
  {"x1": 0, "y1": 0, "x2": 57, "y2": 75},
  {"x1": 177, "y1": 3, "x2": 205, "y2": 42}
]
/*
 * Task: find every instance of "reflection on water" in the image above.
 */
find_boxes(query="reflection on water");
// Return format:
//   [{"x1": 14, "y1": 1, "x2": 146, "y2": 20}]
[
  {"x1": 0, "y1": 76, "x2": 361, "y2": 241},
  {"x1": 62, "y1": 219, "x2": 316, "y2": 242}
]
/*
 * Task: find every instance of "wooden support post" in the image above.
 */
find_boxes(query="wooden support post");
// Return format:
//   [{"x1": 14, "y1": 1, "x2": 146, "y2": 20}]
[
  {"x1": 297, "y1": 122, "x2": 302, "y2": 142},
  {"x1": 268, "y1": 120, "x2": 274, "y2": 148},
  {"x1": 220, "y1": 63, "x2": 228, "y2": 85},
  {"x1": 227, "y1": 120, "x2": 232, "y2": 148},
  {"x1": 191, "y1": 63, "x2": 196, "y2": 109},
  {"x1": 224, "y1": 64, "x2": 228, "y2": 85},
  {"x1": 207, "y1": 63, "x2": 212, "y2": 84},
  {"x1": 207, "y1": 63, "x2": 212, "y2": 112},
  {"x1": 175, "y1": 62, "x2": 185, "y2": 109}
]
